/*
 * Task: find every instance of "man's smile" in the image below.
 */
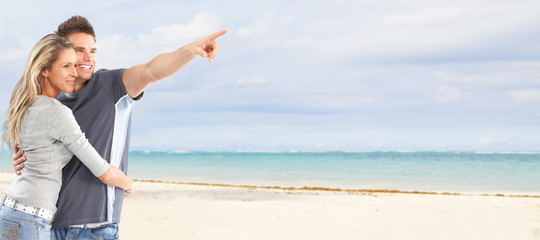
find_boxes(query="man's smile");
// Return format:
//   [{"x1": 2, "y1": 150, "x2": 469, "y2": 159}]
[{"x1": 78, "y1": 64, "x2": 92, "y2": 70}]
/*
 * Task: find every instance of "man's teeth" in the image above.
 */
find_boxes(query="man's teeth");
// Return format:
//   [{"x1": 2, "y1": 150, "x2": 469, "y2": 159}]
[{"x1": 80, "y1": 65, "x2": 91, "y2": 70}]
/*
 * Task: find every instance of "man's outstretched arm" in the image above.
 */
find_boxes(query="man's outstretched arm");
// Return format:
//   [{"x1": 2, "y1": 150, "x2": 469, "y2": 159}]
[{"x1": 122, "y1": 29, "x2": 227, "y2": 98}]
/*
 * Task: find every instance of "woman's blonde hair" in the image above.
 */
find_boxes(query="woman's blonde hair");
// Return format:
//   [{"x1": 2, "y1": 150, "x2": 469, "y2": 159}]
[{"x1": 1, "y1": 34, "x2": 74, "y2": 149}]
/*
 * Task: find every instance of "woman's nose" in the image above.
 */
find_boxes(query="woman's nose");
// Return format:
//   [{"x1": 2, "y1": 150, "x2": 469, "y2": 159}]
[{"x1": 71, "y1": 65, "x2": 78, "y2": 77}]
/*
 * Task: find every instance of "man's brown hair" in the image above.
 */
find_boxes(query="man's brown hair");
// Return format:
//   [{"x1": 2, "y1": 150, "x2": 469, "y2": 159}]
[{"x1": 55, "y1": 15, "x2": 96, "y2": 40}]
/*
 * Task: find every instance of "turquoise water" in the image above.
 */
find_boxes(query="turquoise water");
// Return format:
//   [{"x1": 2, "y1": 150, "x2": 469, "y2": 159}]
[{"x1": 1, "y1": 151, "x2": 539, "y2": 194}]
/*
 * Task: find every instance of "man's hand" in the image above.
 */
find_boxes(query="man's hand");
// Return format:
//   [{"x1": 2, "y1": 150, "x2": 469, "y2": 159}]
[
  {"x1": 187, "y1": 29, "x2": 228, "y2": 62},
  {"x1": 12, "y1": 145, "x2": 26, "y2": 175}
]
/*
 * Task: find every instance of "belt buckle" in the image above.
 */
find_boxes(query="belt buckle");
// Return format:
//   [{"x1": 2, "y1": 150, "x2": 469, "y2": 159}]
[{"x1": 3, "y1": 197, "x2": 16, "y2": 208}]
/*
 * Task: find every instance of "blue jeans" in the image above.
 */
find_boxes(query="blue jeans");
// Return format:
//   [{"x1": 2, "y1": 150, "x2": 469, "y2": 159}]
[
  {"x1": 51, "y1": 224, "x2": 119, "y2": 240},
  {"x1": 0, "y1": 205, "x2": 52, "y2": 240}
]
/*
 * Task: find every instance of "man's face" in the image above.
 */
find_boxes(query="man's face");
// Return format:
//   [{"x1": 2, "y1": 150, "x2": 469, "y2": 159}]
[{"x1": 67, "y1": 32, "x2": 96, "y2": 82}]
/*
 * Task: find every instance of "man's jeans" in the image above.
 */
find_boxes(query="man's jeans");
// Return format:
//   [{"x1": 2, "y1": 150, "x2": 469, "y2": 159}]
[{"x1": 51, "y1": 224, "x2": 119, "y2": 240}]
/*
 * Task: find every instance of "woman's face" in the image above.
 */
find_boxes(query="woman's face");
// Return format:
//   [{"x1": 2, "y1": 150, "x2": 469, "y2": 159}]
[{"x1": 42, "y1": 48, "x2": 78, "y2": 97}]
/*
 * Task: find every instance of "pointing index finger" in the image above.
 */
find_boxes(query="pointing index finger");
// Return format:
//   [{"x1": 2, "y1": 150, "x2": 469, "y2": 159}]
[{"x1": 207, "y1": 29, "x2": 228, "y2": 40}]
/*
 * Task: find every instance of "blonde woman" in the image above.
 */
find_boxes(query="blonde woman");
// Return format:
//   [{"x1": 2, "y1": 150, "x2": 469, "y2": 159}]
[{"x1": 0, "y1": 34, "x2": 133, "y2": 240}]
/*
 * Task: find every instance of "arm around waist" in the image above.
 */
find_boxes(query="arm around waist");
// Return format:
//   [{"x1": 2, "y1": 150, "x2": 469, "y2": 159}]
[{"x1": 98, "y1": 166, "x2": 134, "y2": 194}]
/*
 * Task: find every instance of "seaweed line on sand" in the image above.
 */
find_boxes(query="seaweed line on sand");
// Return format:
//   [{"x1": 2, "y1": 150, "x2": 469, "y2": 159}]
[{"x1": 132, "y1": 178, "x2": 540, "y2": 199}]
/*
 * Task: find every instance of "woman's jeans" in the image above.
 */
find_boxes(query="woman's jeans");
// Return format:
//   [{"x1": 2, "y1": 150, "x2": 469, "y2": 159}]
[{"x1": 0, "y1": 204, "x2": 52, "y2": 240}]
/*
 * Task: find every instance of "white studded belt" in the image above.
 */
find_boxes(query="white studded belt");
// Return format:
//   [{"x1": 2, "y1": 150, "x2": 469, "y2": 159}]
[{"x1": 2, "y1": 196, "x2": 54, "y2": 222}]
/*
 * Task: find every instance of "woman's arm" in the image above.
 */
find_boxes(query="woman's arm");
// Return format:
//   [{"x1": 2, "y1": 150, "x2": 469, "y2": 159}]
[
  {"x1": 98, "y1": 166, "x2": 134, "y2": 195},
  {"x1": 47, "y1": 101, "x2": 134, "y2": 193}
]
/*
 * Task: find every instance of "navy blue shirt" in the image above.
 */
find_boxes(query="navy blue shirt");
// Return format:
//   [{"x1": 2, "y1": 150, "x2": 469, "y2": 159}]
[{"x1": 53, "y1": 69, "x2": 140, "y2": 229}]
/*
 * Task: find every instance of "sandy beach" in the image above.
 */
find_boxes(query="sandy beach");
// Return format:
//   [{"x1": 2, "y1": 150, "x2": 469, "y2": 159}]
[{"x1": 1, "y1": 172, "x2": 539, "y2": 239}]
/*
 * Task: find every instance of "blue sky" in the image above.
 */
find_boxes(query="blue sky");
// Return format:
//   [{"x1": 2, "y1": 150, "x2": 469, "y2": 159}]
[{"x1": 1, "y1": 0, "x2": 539, "y2": 152}]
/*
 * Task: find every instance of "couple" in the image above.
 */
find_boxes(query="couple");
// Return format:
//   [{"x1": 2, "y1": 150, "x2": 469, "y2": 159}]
[{"x1": 1, "y1": 16, "x2": 227, "y2": 239}]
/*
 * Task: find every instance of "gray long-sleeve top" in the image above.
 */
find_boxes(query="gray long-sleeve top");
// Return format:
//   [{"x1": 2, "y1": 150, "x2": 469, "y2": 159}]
[{"x1": 5, "y1": 95, "x2": 110, "y2": 214}]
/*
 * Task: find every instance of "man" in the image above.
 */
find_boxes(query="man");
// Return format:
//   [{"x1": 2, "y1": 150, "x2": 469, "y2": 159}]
[{"x1": 11, "y1": 15, "x2": 226, "y2": 239}]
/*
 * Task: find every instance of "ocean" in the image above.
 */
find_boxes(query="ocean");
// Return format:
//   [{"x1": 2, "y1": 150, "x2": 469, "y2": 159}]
[{"x1": 1, "y1": 151, "x2": 539, "y2": 195}]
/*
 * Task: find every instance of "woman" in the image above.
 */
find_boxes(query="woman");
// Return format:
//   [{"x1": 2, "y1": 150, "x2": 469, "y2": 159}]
[{"x1": 0, "y1": 34, "x2": 133, "y2": 239}]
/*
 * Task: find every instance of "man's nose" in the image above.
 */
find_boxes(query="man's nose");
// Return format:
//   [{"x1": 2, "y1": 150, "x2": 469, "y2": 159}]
[{"x1": 81, "y1": 51, "x2": 91, "y2": 61}]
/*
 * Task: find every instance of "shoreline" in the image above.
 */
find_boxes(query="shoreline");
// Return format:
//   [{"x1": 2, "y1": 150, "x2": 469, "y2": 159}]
[
  {"x1": 2, "y1": 170, "x2": 538, "y2": 198},
  {"x1": 132, "y1": 178, "x2": 540, "y2": 198}
]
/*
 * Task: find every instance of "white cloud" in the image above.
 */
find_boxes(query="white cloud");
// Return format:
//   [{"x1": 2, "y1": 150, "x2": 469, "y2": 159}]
[
  {"x1": 104, "y1": 0, "x2": 131, "y2": 7},
  {"x1": 237, "y1": 27, "x2": 255, "y2": 36},
  {"x1": 475, "y1": 132, "x2": 507, "y2": 150},
  {"x1": 0, "y1": 37, "x2": 34, "y2": 60},
  {"x1": 97, "y1": 12, "x2": 222, "y2": 68},
  {"x1": 138, "y1": 12, "x2": 221, "y2": 47},
  {"x1": 312, "y1": 1, "x2": 540, "y2": 62},
  {"x1": 285, "y1": 36, "x2": 311, "y2": 48},
  {"x1": 432, "y1": 71, "x2": 449, "y2": 78},
  {"x1": 509, "y1": 89, "x2": 540, "y2": 102},
  {"x1": 436, "y1": 85, "x2": 464, "y2": 102},
  {"x1": 97, "y1": 34, "x2": 139, "y2": 69},
  {"x1": 429, "y1": 63, "x2": 524, "y2": 86},
  {"x1": 131, "y1": 125, "x2": 328, "y2": 151},
  {"x1": 236, "y1": 75, "x2": 268, "y2": 85},
  {"x1": 236, "y1": 11, "x2": 293, "y2": 37}
]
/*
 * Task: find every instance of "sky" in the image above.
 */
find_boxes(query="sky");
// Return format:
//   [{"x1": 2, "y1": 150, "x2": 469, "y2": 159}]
[{"x1": 0, "y1": 0, "x2": 539, "y2": 152}]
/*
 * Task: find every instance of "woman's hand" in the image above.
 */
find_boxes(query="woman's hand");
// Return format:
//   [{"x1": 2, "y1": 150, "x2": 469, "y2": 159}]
[{"x1": 124, "y1": 188, "x2": 134, "y2": 198}]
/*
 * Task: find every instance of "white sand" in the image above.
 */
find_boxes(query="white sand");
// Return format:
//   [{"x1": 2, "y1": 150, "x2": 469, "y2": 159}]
[{"x1": 1, "y1": 172, "x2": 539, "y2": 239}]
